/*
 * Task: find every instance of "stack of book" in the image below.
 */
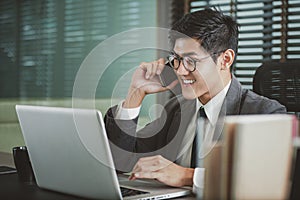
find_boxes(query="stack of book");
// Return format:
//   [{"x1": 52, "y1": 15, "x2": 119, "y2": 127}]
[{"x1": 203, "y1": 114, "x2": 297, "y2": 200}]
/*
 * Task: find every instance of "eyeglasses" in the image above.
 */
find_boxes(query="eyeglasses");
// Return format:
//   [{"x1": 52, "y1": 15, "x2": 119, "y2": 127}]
[{"x1": 166, "y1": 52, "x2": 220, "y2": 72}]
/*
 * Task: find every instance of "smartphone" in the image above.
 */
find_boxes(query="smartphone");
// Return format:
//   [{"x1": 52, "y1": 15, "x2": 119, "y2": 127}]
[{"x1": 158, "y1": 62, "x2": 178, "y2": 87}]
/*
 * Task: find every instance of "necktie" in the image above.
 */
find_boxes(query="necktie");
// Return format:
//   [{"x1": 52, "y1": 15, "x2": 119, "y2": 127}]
[{"x1": 190, "y1": 107, "x2": 207, "y2": 168}]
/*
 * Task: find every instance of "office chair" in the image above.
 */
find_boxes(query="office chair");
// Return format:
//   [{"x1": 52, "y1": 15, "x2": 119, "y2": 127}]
[{"x1": 253, "y1": 60, "x2": 300, "y2": 113}]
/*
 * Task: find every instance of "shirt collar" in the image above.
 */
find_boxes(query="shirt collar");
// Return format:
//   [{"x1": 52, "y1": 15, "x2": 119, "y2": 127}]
[{"x1": 197, "y1": 80, "x2": 231, "y2": 126}]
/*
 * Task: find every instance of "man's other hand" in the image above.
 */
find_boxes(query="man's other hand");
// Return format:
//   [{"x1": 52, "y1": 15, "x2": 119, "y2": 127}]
[{"x1": 128, "y1": 155, "x2": 194, "y2": 187}]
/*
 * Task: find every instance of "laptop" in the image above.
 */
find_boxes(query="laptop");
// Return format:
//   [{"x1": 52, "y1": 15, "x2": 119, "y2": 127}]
[{"x1": 15, "y1": 105, "x2": 191, "y2": 200}]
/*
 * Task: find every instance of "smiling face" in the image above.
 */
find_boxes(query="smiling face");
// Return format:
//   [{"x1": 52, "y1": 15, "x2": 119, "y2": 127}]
[{"x1": 173, "y1": 38, "x2": 232, "y2": 104}]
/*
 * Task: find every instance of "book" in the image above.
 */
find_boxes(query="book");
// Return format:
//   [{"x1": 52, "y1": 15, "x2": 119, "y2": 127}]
[
  {"x1": 203, "y1": 142, "x2": 222, "y2": 200},
  {"x1": 227, "y1": 114, "x2": 293, "y2": 200},
  {"x1": 203, "y1": 114, "x2": 294, "y2": 200}
]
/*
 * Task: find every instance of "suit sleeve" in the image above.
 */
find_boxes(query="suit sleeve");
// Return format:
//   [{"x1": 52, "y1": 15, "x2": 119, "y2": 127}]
[
  {"x1": 104, "y1": 105, "x2": 138, "y2": 153},
  {"x1": 104, "y1": 99, "x2": 181, "y2": 153},
  {"x1": 104, "y1": 97, "x2": 183, "y2": 153},
  {"x1": 240, "y1": 90, "x2": 287, "y2": 114}
]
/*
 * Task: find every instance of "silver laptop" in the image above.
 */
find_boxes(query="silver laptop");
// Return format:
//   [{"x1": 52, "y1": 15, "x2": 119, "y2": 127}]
[{"x1": 15, "y1": 105, "x2": 191, "y2": 200}]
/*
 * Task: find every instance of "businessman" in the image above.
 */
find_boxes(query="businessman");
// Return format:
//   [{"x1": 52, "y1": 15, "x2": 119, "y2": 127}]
[{"x1": 104, "y1": 8, "x2": 286, "y2": 190}]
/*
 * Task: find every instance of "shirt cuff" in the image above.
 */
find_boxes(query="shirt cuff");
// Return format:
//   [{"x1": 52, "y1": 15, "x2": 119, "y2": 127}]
[
  {"x1": 115, "y1": 100, "x2": 141, "y2": 120},
  {"x1": 192, "y1": 167, "x2": 205, "y2": 196}
]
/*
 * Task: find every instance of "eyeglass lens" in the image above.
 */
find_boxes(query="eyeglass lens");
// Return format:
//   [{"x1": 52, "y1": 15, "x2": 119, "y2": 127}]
[{"x1": 168, "y1": 55, "x2": 195, "y2": 72}]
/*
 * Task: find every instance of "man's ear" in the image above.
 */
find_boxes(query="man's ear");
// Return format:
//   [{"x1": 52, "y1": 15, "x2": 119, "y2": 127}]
[{"x1": 220, "y1": 49, "x2": 235, "y2": 70}]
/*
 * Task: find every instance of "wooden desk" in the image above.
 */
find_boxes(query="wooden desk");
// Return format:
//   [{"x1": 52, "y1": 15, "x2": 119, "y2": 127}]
[
  {"x1": 0, "y1": 173, "x2": 195, "y2": 200},
  {"x1": 0, "y1": 173, "x2": 90, "y2": 200},
  {"x1": 0, "y1": 153, "x2": 195, "y2": 199}
]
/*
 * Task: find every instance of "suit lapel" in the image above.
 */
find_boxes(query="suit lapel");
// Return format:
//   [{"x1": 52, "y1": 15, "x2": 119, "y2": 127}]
[
  {"x1": 212, "y1": 77, "x2": 244, "y2": 141},
  {"x1": 224, "y1": 76, "x2": 243, "y2": 115}
]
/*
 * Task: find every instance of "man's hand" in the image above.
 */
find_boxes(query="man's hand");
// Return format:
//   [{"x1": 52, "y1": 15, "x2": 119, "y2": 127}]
[
  {"x1": 123, "y1": 58, "x2": 178, "y2": 108},
  {"x1": 129, "y1": 155, "x2": 194, "y2": 187}
]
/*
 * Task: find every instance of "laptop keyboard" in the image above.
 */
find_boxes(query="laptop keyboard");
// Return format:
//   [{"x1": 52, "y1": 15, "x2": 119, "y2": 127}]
[{"x1": 120, "y1": 187, "x2": 149, "y2": 197}]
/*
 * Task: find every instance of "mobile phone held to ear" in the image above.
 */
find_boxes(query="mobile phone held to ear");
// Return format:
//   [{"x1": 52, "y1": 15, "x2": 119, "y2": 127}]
[{"x1": 158, "y1": 62, "x2": 178, "y2": 87}]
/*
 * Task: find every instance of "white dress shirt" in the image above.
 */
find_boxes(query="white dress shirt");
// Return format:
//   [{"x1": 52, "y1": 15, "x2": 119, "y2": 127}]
[
  {"x1": 115, "y1": 81, "x2": 231, "y2": 193},
  {"x1": 191, "y1": 81, "x2": 231, "y2": 193}
]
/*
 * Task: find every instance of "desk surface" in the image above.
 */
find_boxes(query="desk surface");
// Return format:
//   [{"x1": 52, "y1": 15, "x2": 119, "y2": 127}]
[
  {"x1": 0, "y1": 173, "x2": 91, "y2": 200},
  {"x1": 0, "y1": 153, "x2": 194, "y2": 200},
  {"x1": 0, "y1": 152, "x2": 90, "y2": 199},
  {"x1": 0, "y1": 173, "x2": 194, "y2": 200}
]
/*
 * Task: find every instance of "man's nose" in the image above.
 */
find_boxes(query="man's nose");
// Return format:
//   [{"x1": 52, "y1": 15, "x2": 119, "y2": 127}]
[{"x1": 176, "y1": 61, "x2": 189, "y2": 75}]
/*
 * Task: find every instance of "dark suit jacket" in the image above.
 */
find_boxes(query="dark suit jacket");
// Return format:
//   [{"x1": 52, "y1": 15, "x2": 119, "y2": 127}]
[{"x1": 104, "y1": 77, "x2": 286, "y2": 171}]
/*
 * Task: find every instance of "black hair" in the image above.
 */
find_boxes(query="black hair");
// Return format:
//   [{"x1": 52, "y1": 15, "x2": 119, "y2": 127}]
[{"x1": 170, "y1": 7, "x2": 239, "y2": 65}]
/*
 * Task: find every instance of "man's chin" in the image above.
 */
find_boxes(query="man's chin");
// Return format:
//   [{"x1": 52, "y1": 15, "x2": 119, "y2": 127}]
[
  {"x1": 181, "y1": 92, "x2": 198, "y2": 100},
  {"x1": 181, "y1": 89, "x2": 207, "y2": 101}
]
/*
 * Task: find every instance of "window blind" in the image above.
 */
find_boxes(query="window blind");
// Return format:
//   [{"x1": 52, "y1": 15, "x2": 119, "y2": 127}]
[
  {"x1": 63, "y1": 0, "x2": 110, "y2": 97},
  {"x1": 0, "y1": 0, "x2": 157, "y2": 98},
  {"x1": 0, "y1": 0, "x2": 18, "y2": 97},
  {"x1": 187, "y1": 0, "x2": 300, "y2": 89},
  {"x1": 97, "y1": 0, "x2": 157, "y2": 98},
  {"x1": 18, "y1": 0, "x2": 58, "y2": 97}
]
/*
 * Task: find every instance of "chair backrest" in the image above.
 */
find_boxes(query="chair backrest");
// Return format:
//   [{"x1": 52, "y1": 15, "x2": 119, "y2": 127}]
[{"x1": 253, "y1": 60, "x2": 300, "y2": 112}]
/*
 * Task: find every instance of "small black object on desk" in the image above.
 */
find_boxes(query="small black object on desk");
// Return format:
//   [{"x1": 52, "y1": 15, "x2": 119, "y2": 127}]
[{"x1": 12, "y1": 146, "x2": 35, "y2": 183}]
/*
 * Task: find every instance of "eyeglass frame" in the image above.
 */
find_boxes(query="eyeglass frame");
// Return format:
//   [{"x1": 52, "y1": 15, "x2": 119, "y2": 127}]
[{"x1": 166, "y1": 50, "x2": 225, "y2": 72}]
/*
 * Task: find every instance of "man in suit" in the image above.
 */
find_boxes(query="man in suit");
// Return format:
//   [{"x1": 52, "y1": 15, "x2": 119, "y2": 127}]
[{"x1": 104, "y1": 8, "x2": 286, "y2": 190}]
